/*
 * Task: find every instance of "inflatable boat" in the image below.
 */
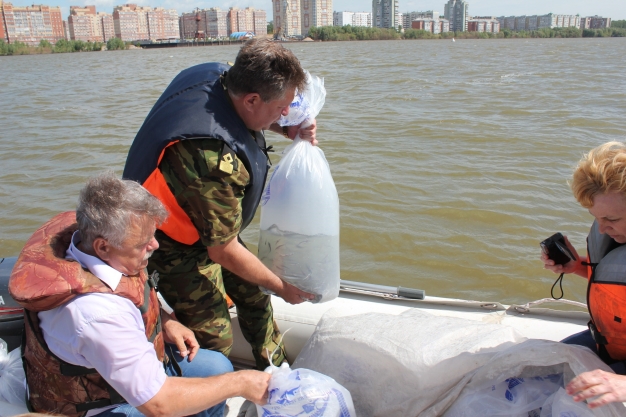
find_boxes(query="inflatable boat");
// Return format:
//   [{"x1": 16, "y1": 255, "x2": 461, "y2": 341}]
[{"x1": 1, "y1": 256, "x2": 622, "y2": 416}]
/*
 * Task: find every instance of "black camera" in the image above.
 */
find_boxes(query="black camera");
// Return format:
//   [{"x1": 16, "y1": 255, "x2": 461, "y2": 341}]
[{"x1": 540, "y1": 233, "x2": 576, "y2": 265}]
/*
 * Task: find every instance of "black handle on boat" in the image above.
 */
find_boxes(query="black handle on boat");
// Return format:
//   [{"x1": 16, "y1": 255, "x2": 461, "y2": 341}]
[
  {"x1": 340, "y1": 280, "x2": 425, "y2": 300},
  {"x1": 397, "y1": 286, "x2": 425, "y2": 300}
]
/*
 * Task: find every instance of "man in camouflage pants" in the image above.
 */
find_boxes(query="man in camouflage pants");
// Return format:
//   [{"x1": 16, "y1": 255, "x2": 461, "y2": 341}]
[{"x1": 123, "y1": 38, "x2": 317, "y2": 370}]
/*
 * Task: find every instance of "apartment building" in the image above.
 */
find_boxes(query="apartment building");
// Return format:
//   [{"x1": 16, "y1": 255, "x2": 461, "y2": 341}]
[
  {"x1": 411, "y1": 18, "x2": 449, "y2": 34},
  {"x1": 112, "y1": 4, "x2": 178, "y2": 41},
  {"x1": 498, "y1": 13, "x2": 581, "y2": 31},
  {"x1": 444, "y1": 0, "x2": 468, "y2": 32},
  {"x1": 273, "y1": 0, "x2": 300, "y2": 36},
  {"x1": 0, "y1": 1, "x2": 65, "y2": 44},
  {"x1": 68, "y1": 5, "x2": 102, "y2": 42},
  {"x1": 333, "y1": 11, "x2": 372, "y2": 27},
  {"x1": 467, "y1": 17, "x2": 499, "y2": 33},
  {"x1": 0, "y1": 0, "x2": 7, "y2": 42},
  {"x1": 180, "y1": 7, "x2": 265, "y2": 39},
  {"x1": 580, "y1": 15, "x2": 611, "y2": 29},
  {"x1": 402, "y1": 11, "x2": 438, "y2": 30},
  {"x1": 372, "y1": 0, "x2": 398, "y2": 29}
]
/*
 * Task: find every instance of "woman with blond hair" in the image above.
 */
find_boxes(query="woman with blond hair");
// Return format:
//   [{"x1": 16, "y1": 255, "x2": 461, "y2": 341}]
[{"x1": 542, "y1": 141, "x2": 626, "y2": 408}]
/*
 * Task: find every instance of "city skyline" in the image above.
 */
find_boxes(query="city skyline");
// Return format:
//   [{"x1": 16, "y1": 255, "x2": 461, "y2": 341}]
[{"x1": 4, "y1": 0, "x2": 624, "y2": 24}]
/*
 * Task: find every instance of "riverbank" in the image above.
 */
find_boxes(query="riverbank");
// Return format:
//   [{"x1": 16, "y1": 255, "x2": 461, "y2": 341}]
[
  {"x1": 2, "y1": 24, "x2": 625, "y2": 56},
  {"x1": 308, "y1": 25, "x2": 626, "y2": 41}
]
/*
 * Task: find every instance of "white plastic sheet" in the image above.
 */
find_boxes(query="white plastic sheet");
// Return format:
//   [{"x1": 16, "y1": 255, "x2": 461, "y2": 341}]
[
  {"x1": 293, "y1": 309, "x2": 625, "y2": 417},
  {"x1": 0, "y1": 338, "x2": 28, "y2": 416},
  {"x1": 258, "y1": 71, "x2": 340, "y2": 303}
]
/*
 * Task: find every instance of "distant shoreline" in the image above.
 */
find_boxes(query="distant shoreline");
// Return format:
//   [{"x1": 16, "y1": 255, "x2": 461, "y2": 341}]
[{"x1": 2, "y1": 26, "x2": 625, "y2": 57}]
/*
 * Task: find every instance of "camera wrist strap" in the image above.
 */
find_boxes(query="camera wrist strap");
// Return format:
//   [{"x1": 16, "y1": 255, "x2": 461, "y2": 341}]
[{"x1": 551, "y1": 273, "x2": 565, "y2": 300}]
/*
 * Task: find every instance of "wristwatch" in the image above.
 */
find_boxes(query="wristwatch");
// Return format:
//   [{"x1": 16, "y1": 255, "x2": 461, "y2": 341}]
[{"x1": 282, "y1": 126, "x2": 289, "y2": 138}]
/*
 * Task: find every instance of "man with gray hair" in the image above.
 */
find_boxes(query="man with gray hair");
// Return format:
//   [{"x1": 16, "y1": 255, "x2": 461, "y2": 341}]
[{"x1": 9, "y1": 171, "x2": 270, "y2": 417}]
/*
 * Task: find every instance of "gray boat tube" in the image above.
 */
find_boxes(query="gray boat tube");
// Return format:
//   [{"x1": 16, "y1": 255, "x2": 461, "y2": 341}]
[{"x1": 340, "y1": 280, "x2": 425, "y2": 300}]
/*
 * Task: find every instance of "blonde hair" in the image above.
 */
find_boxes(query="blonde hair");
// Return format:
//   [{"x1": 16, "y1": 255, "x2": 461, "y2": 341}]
[{"x1": 571, "y1": 141, "x2": 626, "y2": 208}]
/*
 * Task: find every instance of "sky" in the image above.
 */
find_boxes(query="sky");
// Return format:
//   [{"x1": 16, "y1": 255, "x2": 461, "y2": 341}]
[{"x1": 42, "y1": 0, "x2": 625, "y2": 26}]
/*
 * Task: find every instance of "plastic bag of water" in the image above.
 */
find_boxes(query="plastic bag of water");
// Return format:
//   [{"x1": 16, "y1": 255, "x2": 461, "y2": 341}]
[
  {"x1": 256, "y1": 362, "x2": 356, "y2": 417},
  {"x1": 259, "y1": 71, "x2": 340, "y2": 303}
]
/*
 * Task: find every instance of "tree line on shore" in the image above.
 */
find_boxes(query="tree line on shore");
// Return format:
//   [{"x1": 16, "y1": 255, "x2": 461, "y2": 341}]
[
  {"x1": 0, "y1": 37, "x2": 129, "y2": 56},
  {"x1": 2, "y1": 20, "x2": 624, "y2": 56},
  {"x1": 308, "y1": 23, "x2": 626, "y2": 41}
]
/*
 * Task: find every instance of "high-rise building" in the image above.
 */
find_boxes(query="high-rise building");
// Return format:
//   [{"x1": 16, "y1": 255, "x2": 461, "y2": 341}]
[
  {"x1": 301, "y1": 0, "x2": 331, "y2": 35},
  {"x1": 98, "y1": 12, "x2": 115, "y2": 41},
  {"x1": 113, "y1": 4, "x2": 178, "y2": 42},
  {"x1": 68, "y1": 5, "x2": 103, "y2": 42},
  {"x1": 273, "y1": 0, "x2": 301, "y2": 37},
  {"x1": 0, "y1": 1, "x2": 65, "y2": 44},
  {"x1": 372, "y1": 0, "x2": 398, "y2": 29},
  {"x1": 253, "y1": 9, "x2": 267, "y2": 36},
  {"x1": 1, "y1": 2, "x2": 7, "y2": 41},
  {"x1": 444, "y1": 0, "x2": 468, "y2": 32},
  {"x1": 273, "y1": 0, "x2": 330, "y2": 37},
  {"x1": 227, "y1": 7, "x2": 265, "y2": 35}
]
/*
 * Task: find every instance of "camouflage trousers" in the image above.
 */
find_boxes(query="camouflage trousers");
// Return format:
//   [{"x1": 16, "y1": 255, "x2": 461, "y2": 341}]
[{"x1": 148, "y1": 231, "x2": 287, "y2": 370}]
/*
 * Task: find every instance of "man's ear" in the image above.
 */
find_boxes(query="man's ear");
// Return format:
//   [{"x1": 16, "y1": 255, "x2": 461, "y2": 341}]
[
  {"x1": 92, "y1": 237, "x2": 112, "y2": 261},
  {"x1": 242, "y1": 93, "x2": 261, "y2": 112}
]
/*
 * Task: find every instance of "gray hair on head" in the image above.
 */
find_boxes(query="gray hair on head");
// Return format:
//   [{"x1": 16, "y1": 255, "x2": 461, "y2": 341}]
[{"x1": 76, "y1": 171, "x2": 168, "y2": 249}]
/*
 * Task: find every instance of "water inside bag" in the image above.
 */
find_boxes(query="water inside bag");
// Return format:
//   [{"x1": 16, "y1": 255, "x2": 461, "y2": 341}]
[{"x1": 258, "y1": 225, "x2": 340, "y2": 303}]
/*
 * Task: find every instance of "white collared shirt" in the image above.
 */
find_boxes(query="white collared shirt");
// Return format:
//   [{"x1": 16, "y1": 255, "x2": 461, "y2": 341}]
[{"x1": 37, "y1": 231, "x2": 166, "y2": 415}]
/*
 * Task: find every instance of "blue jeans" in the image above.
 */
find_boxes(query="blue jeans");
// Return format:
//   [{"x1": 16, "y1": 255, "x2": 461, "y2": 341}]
[
  {"x1": 562, "y1": 329, "x2": 626, "y2": 375},
  {"x1": 93, "y1": 344, "x2": 234, "y2": 417}
]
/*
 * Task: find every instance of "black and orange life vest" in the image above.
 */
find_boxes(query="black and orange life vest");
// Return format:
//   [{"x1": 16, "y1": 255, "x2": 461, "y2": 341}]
[
  {"x1": 586, "y1": 220, "x2": 626, "y2": 361},
  {"x1": 9, "y1": 211, "x2": 164, "y2": 416},
  {"x1": 122, "y1": 62, "x2": 270, "y2": 246}
]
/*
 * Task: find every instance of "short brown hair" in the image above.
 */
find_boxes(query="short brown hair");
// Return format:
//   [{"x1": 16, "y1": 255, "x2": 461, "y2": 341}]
[
  {"x1": 227, "y1": 38, "x2": 306, "y2": 102},
  {"x1": 571, "y1": 141, "x2": 626, "y2": 208}
]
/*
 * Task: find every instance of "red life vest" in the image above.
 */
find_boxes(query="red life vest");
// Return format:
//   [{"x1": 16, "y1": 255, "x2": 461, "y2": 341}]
[
  {"x1": 586, "y1": 220, "x2": 626, "y2": 361},
  {"x1": 9, "y1": 211, "x2": 164, "y2": 416}
]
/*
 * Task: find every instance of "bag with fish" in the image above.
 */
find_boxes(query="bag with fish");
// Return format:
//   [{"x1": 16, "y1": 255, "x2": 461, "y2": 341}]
[
  {"x1": 258, "y1": 71, "x2": 340, "y2": 303},
  {"x1": 255, "y1": 362, "x2": 356, "y2": 417}
]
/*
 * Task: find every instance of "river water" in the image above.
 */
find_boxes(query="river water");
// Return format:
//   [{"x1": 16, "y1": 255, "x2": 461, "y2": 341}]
[{"x1": 1, "y1": 38, "x2": 625, "y2": 306}]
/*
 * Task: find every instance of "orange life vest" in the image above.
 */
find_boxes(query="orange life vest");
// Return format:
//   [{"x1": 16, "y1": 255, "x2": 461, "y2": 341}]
[
  {"x1": 9, "y1": 211, "x2": 164, "y2": 416},
  {"x1": 586, "y1": 220, "x2": 626, "y2": 361}
]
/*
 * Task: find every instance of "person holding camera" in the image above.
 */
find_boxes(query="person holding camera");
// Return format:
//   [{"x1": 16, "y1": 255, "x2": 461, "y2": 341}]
[{"x1": 541, "y1": 141, "x2": 626, "y2": 408}]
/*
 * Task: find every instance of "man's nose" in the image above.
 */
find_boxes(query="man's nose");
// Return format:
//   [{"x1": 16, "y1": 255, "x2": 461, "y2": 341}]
[
  {"x1": 281, "y1": 106, "x2": 290, "y2": 116},
  {"x1": 148, "y1": 236, "x2": 159, "y2": 251}
]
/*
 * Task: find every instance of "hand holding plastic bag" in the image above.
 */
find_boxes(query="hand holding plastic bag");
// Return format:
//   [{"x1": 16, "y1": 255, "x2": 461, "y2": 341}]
[
  {"x1": 256, "y1": 362, "x2": 356, "y2": 417},
  {"x1": 259, "y1": 71, "x2": 340, "y2": 303}
]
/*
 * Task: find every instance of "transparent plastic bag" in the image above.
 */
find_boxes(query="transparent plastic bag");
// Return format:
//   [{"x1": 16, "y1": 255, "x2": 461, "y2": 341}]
[
  {"x1": 0, "y1": 338, "x2": 28, "y2": 413},
  {"x1": 259, "y1": 71, "x2": 340, "y2": 303},
  {"x1": 256, "y1": 362, "x2": 356, "y2": 417}
]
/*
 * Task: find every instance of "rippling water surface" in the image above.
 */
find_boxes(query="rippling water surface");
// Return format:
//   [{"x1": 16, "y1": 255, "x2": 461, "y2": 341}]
[{"x1": 2, "y1": 38, "x2": 626, "y2": 305}]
